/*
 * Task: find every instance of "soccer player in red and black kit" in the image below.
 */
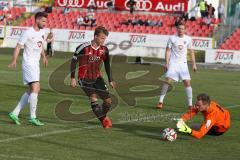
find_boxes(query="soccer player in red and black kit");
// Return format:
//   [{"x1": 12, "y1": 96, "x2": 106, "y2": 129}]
[{"x1": 70, "y1": 26, "x2": 116, "y2": 129}]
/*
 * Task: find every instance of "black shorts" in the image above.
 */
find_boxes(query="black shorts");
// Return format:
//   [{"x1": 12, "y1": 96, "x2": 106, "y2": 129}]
[
  {"x1": 47, "y1": 43, "x2": 53, "y2": 55},
  {"x1": 78, "y1": 77, "x2": 110, "y2": 100},
  {"x1": 207, "y1": 126, "x2": 225, "y2": 136}
]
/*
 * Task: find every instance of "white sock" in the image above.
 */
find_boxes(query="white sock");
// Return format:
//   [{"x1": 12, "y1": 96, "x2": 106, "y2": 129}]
[
  {"x1": 12, "y1": 92, "x2": 29, "y2": 116},
  {"x1": 29, "y1": 93, "x2": 38, "y2": 119},
  {"x1": 159, "y1": 83, "x2": 169, "y2": 103},
  {"x1": 185, "y1": 86, "x2": 193, "y2": 106}
]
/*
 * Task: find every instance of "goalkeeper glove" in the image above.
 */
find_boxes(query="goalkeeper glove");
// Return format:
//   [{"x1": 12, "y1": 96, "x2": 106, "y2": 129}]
[{"x1": 176, "y1": 120, "x2": 192, "y2": 134}]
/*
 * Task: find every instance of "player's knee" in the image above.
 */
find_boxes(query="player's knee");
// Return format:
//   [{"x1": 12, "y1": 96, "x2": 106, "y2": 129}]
[
  {"x1": 103, "y1": 98, "x2": 112, "y2": 106},
  {"x1": 184, "y1": 81, "x2": 191, "y2": 87},
  {"x1": 30, "y1": 82, "x2": 40, "y2": 93},
  {"x1": 89, "y1": 94, "x2": 98, "y2": 102}
]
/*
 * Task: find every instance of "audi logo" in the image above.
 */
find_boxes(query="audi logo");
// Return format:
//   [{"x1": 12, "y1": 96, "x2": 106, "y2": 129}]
[
  {"x1": 57, "y1": 0, "x2": 84, "y2": 7},
  {"x1": 125, "y1": 0, "x2": 152, "y2": 11}
]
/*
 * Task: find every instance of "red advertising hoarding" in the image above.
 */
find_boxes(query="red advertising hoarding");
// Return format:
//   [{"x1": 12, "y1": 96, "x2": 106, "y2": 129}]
[
  {"x1": 54, "y1": 0, "x2": 188, "y2": 13},
  {"x1": 54, "y1": 0, "x2": 109, "y2": 9},
  {"x1": 115, "y1": 0, "x2": 188, "y2": 13}
]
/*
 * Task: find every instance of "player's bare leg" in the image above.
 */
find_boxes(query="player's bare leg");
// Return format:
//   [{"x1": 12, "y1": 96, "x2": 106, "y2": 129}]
[
  {"x1": 156, "y1": 78, "x2": 173, "y2": 109},
  {"x1": 183, "y1": 80, "x2": 193, "y2": 108}
]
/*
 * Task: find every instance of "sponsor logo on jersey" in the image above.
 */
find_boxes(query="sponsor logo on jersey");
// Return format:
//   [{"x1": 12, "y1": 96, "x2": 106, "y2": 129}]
[
  {"x1": 178, "y1": 45, "x2": 183, "y2": 50},
  {"x1": 37, "y1": 41, "x2": 42, "y2": 48},
  {"x1": 89, "y1": 56, "x2": 101, "y2": 62}
]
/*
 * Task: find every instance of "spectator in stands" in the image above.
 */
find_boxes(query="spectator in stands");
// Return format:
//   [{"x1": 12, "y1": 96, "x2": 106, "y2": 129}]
[
  {"x1": 181, "y1": 12, "x2": 189, "y2": 22},
  {"x1": 138, "y1": 18, "x2": 145, "y2": 26},
  {"x1": 89, "y1": 15, "x2": 97, "y2": 27},
  {"x1": 107, "y1": 0, "x2": 114, "y2": 12},
  {"x1": 0, "y1": 15, "x2": 5, "y2": 21},
  {"x1": 199, "y1": 0, "x2": 206, "y2": 18},
  {"x1": 83, "y1": 16, "x2": 91, "y2": 26},
  {"x1": 127, "y1": 0, "x2": 135, "y2": 14},
  {"x1": 131, "y1": 16, "x2": 139, "y2": 26},
  {"x1": 157, "y1": 20, "x2": 163, "y2": 27},
  {"x1": 45, "y1": 4, "x2": 52, "y2": 13},
  {"x1": 86, "y1": 12, "x2": 96, "y2": 27},
  {"x1": 46, "y1": 29, "x2": 54, "y2": 57},
  {"x1": 148, "y1": 19, "x2": 158, "y2": 27},
  {"x1": 218, "y1": 3, "x2": 225, "y2": 21},
  {"x1": 208, "y1": 4, "x2": 215, "y2": 18},
  {"x1": 77, "y1": 15, "x2": 84, "y2": 26},
  {"x1": 205, "y1": 1, "x2": 210, "y2": 17},
  {"x1": 63, "y1": 7, "x2": 70, "y2": 14},
  {"x1": 203, "y1": 15, "x2": 212, "y2": 26}
]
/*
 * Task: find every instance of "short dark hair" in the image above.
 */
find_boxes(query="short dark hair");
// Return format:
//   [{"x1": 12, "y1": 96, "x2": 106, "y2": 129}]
[
  {"x1": 177, "y1": 22, "x2": 185, "y2": 28},
  {"x1": 197, "y1": 93, "x2": 211, "y2": 104},
  {"x1": 35, "y1": 12, "x2": 48, "y2": 20},
  {"x1": 94, "y1": 26, "x2": 109, "y2": 36}
]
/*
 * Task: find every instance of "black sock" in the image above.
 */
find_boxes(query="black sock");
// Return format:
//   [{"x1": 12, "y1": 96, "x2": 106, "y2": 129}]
[{"x1": 91, "y1": 101, "x2": 105, "y2": 122}]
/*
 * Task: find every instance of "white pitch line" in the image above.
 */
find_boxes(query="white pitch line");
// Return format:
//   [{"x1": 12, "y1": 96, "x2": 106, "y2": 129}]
[
  {"x1": 0, "y1": 154, "x2": 50, "y2": 160},
  {"x1": 226, "y1": 104, "x2": 240, "y2": 109},
  {"x1": 0, "y1": 125, "x2": 100, "y2": 143},
  {"x1": 0, "y1": 104, "x2": 239, "y2": 143},
  {"x1": 0, "y1": 113, "x2": 174, "y2": 143}
]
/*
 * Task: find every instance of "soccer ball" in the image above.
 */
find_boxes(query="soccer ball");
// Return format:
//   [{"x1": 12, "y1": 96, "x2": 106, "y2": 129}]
[{"x1": 161, "y1": 128, "x2": 177, "y2": 142}]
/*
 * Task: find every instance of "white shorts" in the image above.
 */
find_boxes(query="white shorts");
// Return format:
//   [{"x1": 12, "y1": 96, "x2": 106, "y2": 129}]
[
  {"x1": 165, "y1": 62, "x2": 191, "y2": 82},
  {"x1": 22, "y1": 63, "x2": 40, "y2": 85}
]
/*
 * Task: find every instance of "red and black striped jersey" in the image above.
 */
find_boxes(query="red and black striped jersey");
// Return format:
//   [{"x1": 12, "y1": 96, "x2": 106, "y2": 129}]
[{"x1": 71, "y1": 41, "x2": 113, "y2": 81}]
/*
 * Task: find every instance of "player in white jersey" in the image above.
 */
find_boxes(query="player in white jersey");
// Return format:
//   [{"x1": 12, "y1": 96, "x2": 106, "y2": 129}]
[
  {"x1": 156, "y1": 23, "x2": 197, "y2": 109},
  {"x1": 8, "y1": 12, "x2": 48, "y2": 126}
]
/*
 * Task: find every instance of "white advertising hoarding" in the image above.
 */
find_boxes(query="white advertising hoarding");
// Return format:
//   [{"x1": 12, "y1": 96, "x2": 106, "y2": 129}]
[
  {"x1": 205, "y1": 49, "x2": 240, "y2": 65},
  {"x1": 3, "y1": 26, "x2": 213, "y2": 56}
]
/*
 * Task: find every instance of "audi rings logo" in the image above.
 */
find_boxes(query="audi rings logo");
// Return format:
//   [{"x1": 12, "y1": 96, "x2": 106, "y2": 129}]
[
  {"x1": 125, "y1": 0, "x2": 152, "y2": 11},
  {"x1": 57, "y1": 0, "x2": 84, "y2": 7}
]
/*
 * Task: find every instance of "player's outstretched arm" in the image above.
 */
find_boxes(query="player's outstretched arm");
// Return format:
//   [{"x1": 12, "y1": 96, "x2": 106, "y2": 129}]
[
  {"x1": 190, "y1": 49, "x2": 197, "y2": 72},
  {"x1": 8, "y1": 43, "x2": 22, "y2": 68}
]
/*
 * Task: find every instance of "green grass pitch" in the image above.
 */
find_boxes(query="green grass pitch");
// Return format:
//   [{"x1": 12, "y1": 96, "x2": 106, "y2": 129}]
[{"x1": 0, "y1": 48, "x2": 239, "y2": 160}]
